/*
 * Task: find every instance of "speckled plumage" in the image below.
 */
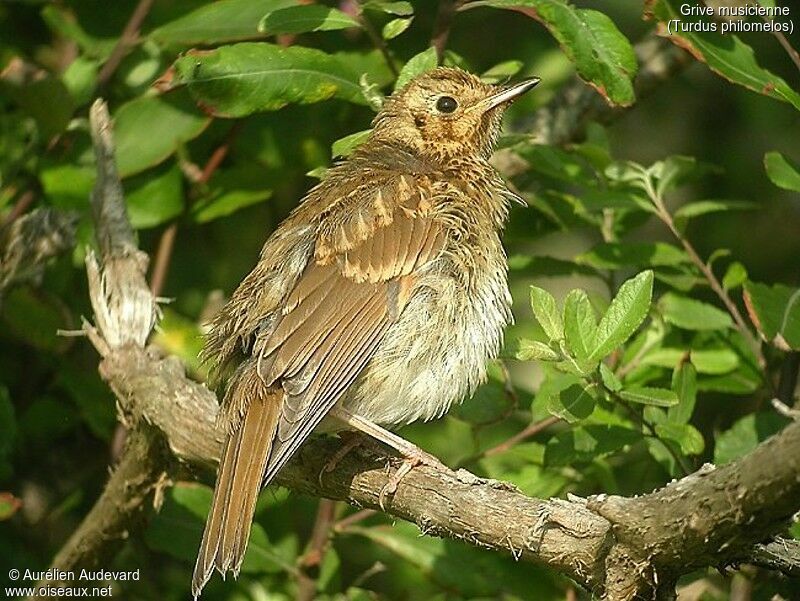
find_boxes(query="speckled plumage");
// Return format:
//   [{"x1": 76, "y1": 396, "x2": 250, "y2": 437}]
[{"x1": 192, "y1": 67, "x2": 539, "y2": 597}]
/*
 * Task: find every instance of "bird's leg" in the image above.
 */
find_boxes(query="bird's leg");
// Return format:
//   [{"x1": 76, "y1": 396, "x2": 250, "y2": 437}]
[{"x1": 328, "y1": 407, "x2": 449, "y2": 509}]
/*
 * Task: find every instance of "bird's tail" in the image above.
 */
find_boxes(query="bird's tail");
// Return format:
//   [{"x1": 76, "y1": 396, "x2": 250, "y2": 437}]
[{"x1": 191, "y1": 374, "x2": 280, "y2": 598}]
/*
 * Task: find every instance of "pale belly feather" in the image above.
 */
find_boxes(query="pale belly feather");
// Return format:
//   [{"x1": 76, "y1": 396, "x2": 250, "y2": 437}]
[{"x1": 339, "y1": 245, "x2": 511, "y2": 427}]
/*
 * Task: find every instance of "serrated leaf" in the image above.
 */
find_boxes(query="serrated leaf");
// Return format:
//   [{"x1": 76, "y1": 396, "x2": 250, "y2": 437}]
[
  {"x1": 149, "y1": 0, "x2": 297, "y2": 46},
  {"x1": 331, "y1": 129, "x2": 371, "y2": 158},
  {"x1": 669, "y1": 359, "x2": 697, "y2": 424},
  {"x1": 258, "y1": 5, "x2": 361, "y2": 35},
  {"x1": 658, "y1": 293, "x2": 733, "y2": 331},
  {"x1": 172, "y1": 43, "x2": 373, "y2": 118},
  {"x1": 516, "y1": 339, "x2": 560, "y2": 361},
  {"x1": 650, "y1": 0, "x2": 800, "y2": 111},
  {"x1": 395, "y1": 47, "x2": 438, "y2": 91},
  {"x1": 562, "y1": 289, "x2": 596, "y2": 360},
  {"x1": 382, "y1": 17, "x2": 413, "y2": 39},
  {"x1": 589, "y1": 270, "x2": 653, "y2": 361},
  {"x1": 764, "y1": 151, "x2": 800, "y2": 193},
  {"x1": 468, "y1": 0, "x2": 636, "y2": 106},
  {"x1": 655, "y1": 422, "x2": 704, "y2": 455},
  {"x1": 619, "y1": 386, "x2": 678, "y2": 407},
  {"x1": 530, "y1": 286, "x2": 564, "y2": 341},
  {"x1": 576, "y1": 242, "x2": 690, "y2": 270},
  {"x1": 743, "y1": 281, "x2": 800, "y2": 350}
]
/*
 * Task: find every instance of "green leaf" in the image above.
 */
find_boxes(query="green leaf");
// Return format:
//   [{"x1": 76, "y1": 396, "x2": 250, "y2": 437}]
[
  {"x1": 641, "y1": 347, "x2": 738, "y2": 375},
  {"x1": 191, "y1": 167, "x2": 273, "y2": 223},
  {"x1": 576, "y1": 242, "x2": 690, "y2": 269},
  {"x1": 40, "y1": 164, "x2": 95, "y2": 210},
  {"x1": 469, "y1": 0, "x2": 637, "y2": 106},
  {"x1": 669, "y1": 360, "x2": 697, "y2": 424},
  {"x1": 562, "y1": 289, "x2": 596, "y2": 360},
  {"x1": 124, "y1": 164, "x2": 184, "y2": 229},
  {"x1": 650, "y1": 0, "x2": 800, "y2": 111},
  {"x1": 619, "y1": 386, "x2": 678, "y2": 407},
  {"x1": 589, "y1": 270, "x2": 653, "y2": 361},
  {"x1": 673, "y1": 199, "x2": 757, "y2": 232},
  {"x1": 516, "y1": 339, "x2": 560, "y2": 361},
  {"x1": 546, "y1": 382, "x2": 597, "y2": 423},
  {"x1": 529, "y1": 286, "x2": 564, "y2": 341},
  {"x1": 454, "y1": 368, "x2": 514, "y2": 425},
  {"x1": 114, "y1": 94, "x2": 209, "y2": 178},
  {"x1": 479, "y1": 443, "x2": 569, "y2": 498},
  {"x1": 714, "y1": 412, "x2": 787, "y2": 464},
  {"x1": 544, "y1": 424, "x2": 641, "y2": 466},
  {"x1": 0, "y1": 492, "x2": 21, "y2": 521},
  {"x1": 722, "y1": 261, "x2": 748, "y2": 291},
  {"x1": 382, "y1": 17, "x2": 413, "y2": 39},
  {"x1": 149, "y1": 0, "x2": 297, "y2": 46},
  {"x1": 172, "y1": 43, "x2": 374, "y2": 118},
  {"x1": 764, "y1": 151, "x2": 800, "y2": 193},
  {"x1": 1, "y1": 288, "x2": 68, "y2": 352},
  {"x1": 0, "y1": 68, "x2": 75, "y2": 138},
  {"x1": 331, "y1": 129, "x2": 371, "y2": 157},
  {"x1": 481, "y1": 60, "x2": 524, "y2": 83},
  {"x1": 655, "y1": 422, "x2": 704, "y2": 455},
  {"x1": 395, "y1": 47, "x2": 438, "y2": 91},
  {"x1": 658, "y1": 293, "x2": 733, "y2": 331},
  {"x1": 258, "y1": 5, "x2": 361, "y2": 35},
  {"x1": 362, "y1": 1, "x2": 414, "y2": 16},
  {"x1": 599, "y1": 364, "x2": 621, "y2": 393},
  {"x1": 743, "y1": 281, "x2": 800, "y2": 350},
  {"x1": 674, "y1": 199, "x2": 758, "y2": 221}
]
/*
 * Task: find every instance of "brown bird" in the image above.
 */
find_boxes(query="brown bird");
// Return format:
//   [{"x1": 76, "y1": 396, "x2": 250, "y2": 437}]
[{"x1": 192, "y1": 66, "x2": 539, "y2": 597}]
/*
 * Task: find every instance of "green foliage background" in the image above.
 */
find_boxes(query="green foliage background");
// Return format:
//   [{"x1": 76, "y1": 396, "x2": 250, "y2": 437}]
[{"x1": 1, "y1": 0, "x2": 799, "y2": 599}]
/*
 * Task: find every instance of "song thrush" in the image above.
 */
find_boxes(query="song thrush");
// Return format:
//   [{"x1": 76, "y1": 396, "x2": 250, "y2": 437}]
[{"x1": 192, "y1": 66, "x2": 540, "y2": 596}]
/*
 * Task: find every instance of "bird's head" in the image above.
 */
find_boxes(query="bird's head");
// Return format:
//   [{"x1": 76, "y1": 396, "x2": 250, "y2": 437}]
[{"x1": 370, "y1": 66, "x2": 540, "y2": 163}]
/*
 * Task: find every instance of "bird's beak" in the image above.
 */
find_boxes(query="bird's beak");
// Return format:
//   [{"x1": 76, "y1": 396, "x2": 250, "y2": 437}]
[{"x1": 468, "y1": 77, "x2": 541, "y2": 113}]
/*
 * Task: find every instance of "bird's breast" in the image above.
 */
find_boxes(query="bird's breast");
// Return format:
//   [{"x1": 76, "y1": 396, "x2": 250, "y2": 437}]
[{"x1": 339, "y1": 230, "x2": 511, "y2": 427}]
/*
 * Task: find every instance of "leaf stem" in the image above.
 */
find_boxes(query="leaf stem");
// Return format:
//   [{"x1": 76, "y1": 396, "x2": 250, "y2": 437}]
[{"x1": 645, "y1": 178, "x2": 765, "y2": 368}]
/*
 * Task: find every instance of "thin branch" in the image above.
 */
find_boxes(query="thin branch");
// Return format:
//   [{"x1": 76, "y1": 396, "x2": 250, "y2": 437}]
[
  {"x1": 1, "y1": 189, "x2": 36, "y2": 228},
  {"x1": 356, "y1": 10, "x2": 399, "y2": 77},
  {"x1": 431, "y1": 0, "x2": 461, "y2": 63},
  {"x1": 521, "y1": 33, "x2": 692, "y2": 145},
  {"x1": 149, "y1": 223, "x2": 177, "y2": 298},
  {"x1": 768, "y1": 21, "x2": 800, "y2": 73},
  {"x1": 649, "y1": 188, "x2": 765, "y2": 368},
  {"x1": 149, "y1": 122, "x2": 241, "y2": 297},
  {"x1": 297, "y1": 499, "x2": 339, "y2": 601},
  {"x1": 96, "y1": 0, "x2": 154, "y2": 88},
  {"x1": 482, "y1": 415, "x2": 560, "y2": 458}
]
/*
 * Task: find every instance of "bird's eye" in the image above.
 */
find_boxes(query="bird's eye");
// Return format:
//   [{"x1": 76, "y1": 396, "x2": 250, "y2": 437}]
[{"x1": 435, "y1": 96, "x2": 458, "y2": 114}]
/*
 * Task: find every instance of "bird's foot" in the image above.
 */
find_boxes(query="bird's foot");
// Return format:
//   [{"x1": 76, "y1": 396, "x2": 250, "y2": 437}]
[
  {"x1": 319, "y1": 432, "x2": 371, "y2": 485},
  {"x1": 378, "y1": 446, "x2": 448, "y2": 510}
]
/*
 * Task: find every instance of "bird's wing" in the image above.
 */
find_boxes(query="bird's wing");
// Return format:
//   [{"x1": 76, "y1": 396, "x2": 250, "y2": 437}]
[{"x1": 250, "y1": 173, "x2": 446, "y2": 484}]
